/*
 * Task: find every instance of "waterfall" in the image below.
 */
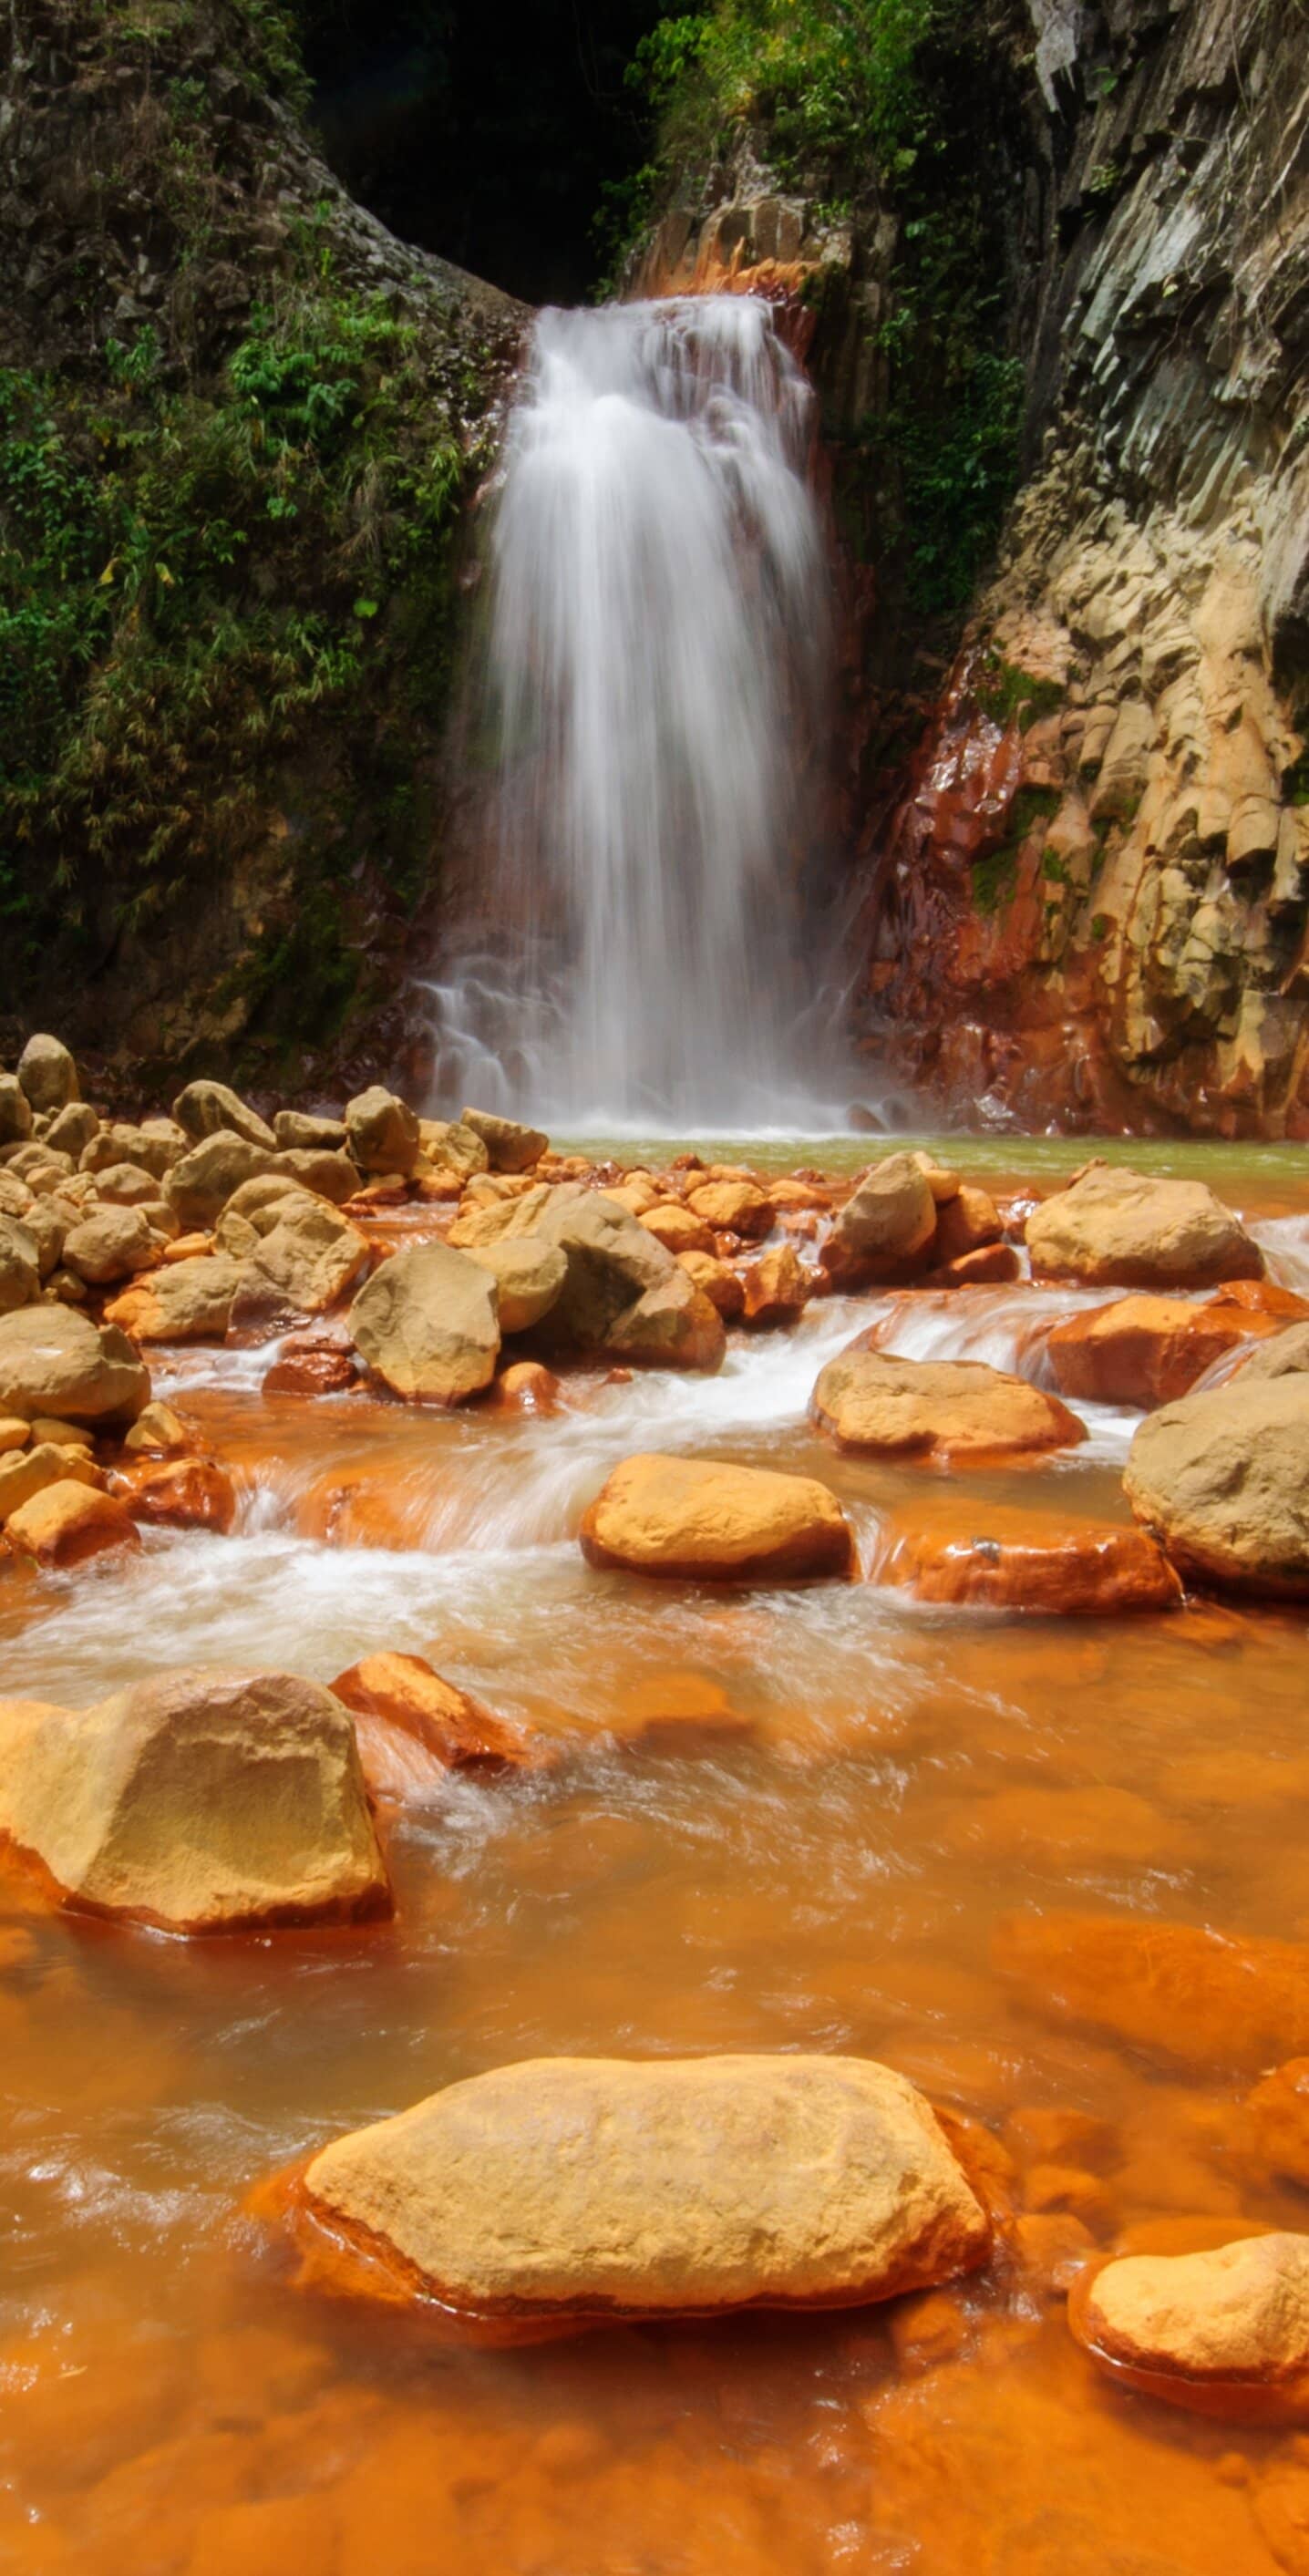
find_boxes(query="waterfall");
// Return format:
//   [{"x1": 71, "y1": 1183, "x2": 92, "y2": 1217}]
[{"x1": 430, "y1": 295, "x2": 850, "y2": 1133}]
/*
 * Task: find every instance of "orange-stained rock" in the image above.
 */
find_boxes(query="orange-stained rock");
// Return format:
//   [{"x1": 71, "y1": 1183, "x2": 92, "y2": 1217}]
[
  {"x1": 932, "y1": 1185, "x2": 1003, "y2": 1263},
  {"x1": 604, "y1": 1275, "x2": 727, "y2": 1374},
  {"x1": 994, "y1": 1911, "x2": 1309, "y2": 2069},
  {"x1": 675, "y1": 1250, "x2": 745, "y2": 1319},
  {"x1": 1211, "y1": 1278, "x2": 1309, "y2": 1320},
  {"x1": 871, "y1": 1496, "x2": 1181, "y2": 1613},
  {"x1": 638, "y1": 1201, "x2": 713, "y2": 1254},
  {"x1": 329, "y1": 1652, "x2": 543, "y2": 1774},
  {"x1": 685, "y1": 1180, "x2": 773, "y2": 1239},
  {"x1": 812, "y1": 1347, "x2": 1086, "y2": 1462},
  {"x1": 4, "y1": 1479, "x2": 139, "y2": 1567},
  {"x1": 1046, "y1": 1293, "x2": 1283, "y2": 1407},
  {"x1": 284, "y1": 2054, "x2": 990, "y2": 2326},
  {"x1": 1070, "y1": 2234, "x2": 1309, "y2": 2423},
  {"x1": 495, "y1": 1359, "x2": 561, "y2": 1411},
  {"x1": 605, "y1": 1669, "x2": 753, "y2": 1748},
  {"x1": 580, "y1": 1453, "x2": 855, "y2": 1583},
  {"x1": 262, "y1": 1334, "x2": 358, "y2": 1397},
  {"x1": 769, "y1": 1178, "x2": 832, "y2": 1211},
  {"x1": 121, "y1": 1456, "x2": 237, "y2": 1534},
  {"x1": 819, "y1": 1154, "x2": 938, "y2": 1287},
  {"x1": 740, "y1": 1241, "x2": 810, "y2": 1330},
  {"x1": 1245, "y1": 2061, "x2": 1309, "y2": 2186},
  {"x1": 926, "y1": 1242, "x2": 1023, "y2": 1288}
]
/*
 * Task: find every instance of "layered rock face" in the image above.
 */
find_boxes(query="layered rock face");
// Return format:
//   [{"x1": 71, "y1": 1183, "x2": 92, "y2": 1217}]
[{"x1": 856, "y1": 0, "x2": 1309, "y2": 1134}]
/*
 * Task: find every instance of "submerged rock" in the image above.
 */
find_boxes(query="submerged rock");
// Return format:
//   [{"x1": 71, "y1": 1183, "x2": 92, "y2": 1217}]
[
  {"x1": 289, "y1": 2054, "x2": 990, "y2": 2325},
  {"x1": 580, "y1": 1452, "x2": 855, "y2": 1582},
  {"x1": 812, "y1": 1348, "x2": 1085, "y2": 1460},
  {"x1": 1123, "y1": 1376, "x2": 1309, "y2": 1595},
  {"x1": 1071, "y1": 2234, "x2": 1309, "y2": 2422},
  {"x1": 0, "y1": 1305, "x2": 149, "y2": 1424},
  {"x1": 872, "y1": 1498, "x2": 1181, "y2": 1614},
  {"x1": 993, "y1": 1911, "x2": 1309, "y2": 2070},
  {"x1": 1025, "y1": 1165, "x2": 1263, "y2": 1288},
  {"x1": 0, "y1": 1670, "x2": 389, "y2": 1932},
  {"x1": 347, "y1": 1242, "x2": 500, "y2": 1402}
]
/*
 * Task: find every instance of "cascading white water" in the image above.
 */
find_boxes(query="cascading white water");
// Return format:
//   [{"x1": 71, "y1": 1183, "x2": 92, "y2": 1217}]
[{"x1": 429, "y1": 295, "x2": 850, "y2": 1131}]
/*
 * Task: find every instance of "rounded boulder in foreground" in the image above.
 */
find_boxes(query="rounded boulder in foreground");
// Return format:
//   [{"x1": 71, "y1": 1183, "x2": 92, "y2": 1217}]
[
  {"x1": 812, "y1": 1348, "x2": 1085, "y2": 1462},
  {"x1": 294, "y1": 2054, "x2": 990, "y2": 2327},
  {"x1": 1123, "y1": 1377, "x2": 1309, "y2": 1596},
  {"x1": 579, "y1": 1452, "x2": 855, "y2": 1582},
  {"x1": 0, "y1": 1669, "x2": 390, "y2": 1932},
  {"x1": 0, "y1": 1304, "x2": 149, "y2": 1426},
  {"x1": 1070, "y1": 2234, "x2": 1309, "y2": 2422}
]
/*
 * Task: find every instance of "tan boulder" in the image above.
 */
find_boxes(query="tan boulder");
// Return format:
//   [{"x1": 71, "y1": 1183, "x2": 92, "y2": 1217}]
[
  {"x1": 685, "y1": 1180, "x2": 773, "y2": 1240},
  {"x1": 1046, "y1": 1293, "x2": 1284, "y2": 1406},
  {"x1": 459, "y1": 1107, "x2": 548, "y2": 1172},
  {"x1": 5, "y1": 1479, "x2": 139, "y2": 1567},
  {"x1": 448, "y1": 1180, "x2": 550, "y2": 1248},
  {"x1": 0, "y1": 1305, "x2": 149, "y2": 1425},
  {"x1": 0, "y1": 1071, "x2": 33, "y2": 1143},
  {"x1": 90, "y1": 1160, "x2": 160, "y2": 1206},
  {"x1": 17, "y1": 1033, "x2": 79, "y2": 1115},
  {"x1": 0, "y1": 1441, "x2": 101, "y2": 1523},
  {"x1": 819, "y1": 1154, "x2": 937, "y2": 1287},
  {"x1": 872, "y1": 1497, "x2": 1181, "y2": 1613},
  {"x1": 932, "y1": 1185, "x2": 1003, "y2": 1262},
  {"x1": 345, "y1": 1086, "x2": 421, "y2": 1175},
  {"x1": 0, "y1": 1171, "x2": 33, "y2": 1220},
  {"x1": 495, "y1": 1185, "x2": 719, "y2": 1369},
  {"x1": 639, "y1": 1201, "x2": 714, "y2": 1254},
  {"x1": 1071, "y1": 2234, "x2": 1309, "y2": 2421},
  {"x1": 605, "y1": 1273, "x2": 726, "y2": 1373},
  {"x1": 346, "y1": 1242, "x2": 500, "y2": 1403},
  {"x1": 812, "y1": 1348, "x2": 1085, "y2": 1460},
  {"x1": 29, "y1": 1414, "x2": 93, "y2": 1448},
  {"x1": 1026, "y1": 1163, "x2": 1263, "y2": 1288},
  {"x1": 81, "y1": 1118, "x2": 187, "y2": 1179},
  {"x1": 293, "y1": 2054, "x2": 990, "y2": 2324},
  {"x1": 330, "y1": 1653, "x2": 541, "y2": 1779},
  {"x1": 273, "y1": 1148, "x2": 360, "y2": 1205},
  {"x1": 993, "y1": 1911, "x2": 1309, "y2": 2069},
  {"x1": 741, "y1": 1241, "x2": 810, "y2": 1330},
  {"x1": 580, "y1": 1452, "x2": 855, "y2": 1582},
  {"x1": 44, "y1": 1100, "x2": 98, "y2": 1161},
  {"x1": 462, "y1": 1234, "x2": 567, "y2": 1334},
  {"x1": 273, "y1": 1109, "x2": 347, "y2": 1152},
  {"x1": 106, "y1": 1254, "x2": 242, "y2": 1345},
  {"x1": 677, "y1": 1250, "x2": 745, "y2": 1319},
  {"x1": 0, "y1": 1670, "x2": 388, "y2": 1931},
  {"x1": 165, "y1": 1133, "x2": 279, "y2": 1228},
  {"x1": 0, "y1": 1415, "x2": 31, "y2": 1450},
  {"x1": 217, "y1": 1184, "x2": 370, "y2": 1321},
  {"x1": 417, "y1": 1118, "x2": 490, "y2": 1177},
  {"x1": 0, "y1": 1215, "x2": 40, "y2": 1314},
  {"x1": 61, "y1": 1203, "x2": 157, "y2": 1287},
  {"x1": 17, "y1": 1195, "x2": 67, "y2": 1278},
  {"x1": 1232, "y1": 1321, "x2": 1309, "y2": 1382},
  {"x1": 123, "y1": 1400, "x2": 194, "y2": 1455},
  {"x1": 1123, "y1": 1377, "x2": 1309, "y2": 1594},
  {"x1": 173, "y1": 1080, "x2": 275, "y2": 1152}
]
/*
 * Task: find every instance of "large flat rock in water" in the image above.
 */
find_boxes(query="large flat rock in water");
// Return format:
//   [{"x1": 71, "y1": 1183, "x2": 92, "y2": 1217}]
[{"x1": 298, "y1": 2054, "x2": 990, "y2": 2324}]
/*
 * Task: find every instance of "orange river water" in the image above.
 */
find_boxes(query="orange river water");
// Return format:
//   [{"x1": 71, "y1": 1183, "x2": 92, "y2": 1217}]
[{"x1": 2, "y1": 1139, "x2": 1309, "y2": 2574}]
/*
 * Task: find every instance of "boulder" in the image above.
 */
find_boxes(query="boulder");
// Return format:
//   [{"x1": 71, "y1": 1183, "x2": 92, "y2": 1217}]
[
  {"x1": 496, "y1": 1359, "x2": 560, "y2": 1410},
  {"x1": 1070, "y1": 2234, "x2": 1309, "y2": 2422},
  {"x1": 0, "y1": 1670, "x2": 389, "y2": 1932},
  {"x1": 461, "y1": 1235, "x2": 567, "y2": 1334},
  {"x1": 1046, "y1": 1293, "x2": 1285, "y2": 1407},
  {"x1": 677, "y1": 1250, "x2": 745, "y2": 1320},
  {"x1": 639, "y1": 1201, "x2": 714, "y2": 1254},
  {"x1": 105, "y1": 1254, "x2": 242, "y2": 1345},
  {"x1": 1025, "y1": 1164, "x2": 1263, "y2": 1288},
  {"x1": 931, "y1": 1185, "x2": 1003, "y2": 1262},
  {"x1": 18, "y1": 1197, "x2": 67, "y2": 1278},
  {"x1": 330, "y1": 1653, "x2": 541, "y2": 1775},
  {"x1": 5, "y1": 1480, "x2": 139, "y2": 1568},
  {"x1": 1245, "y1": 2061, "x2": 1309, "y2": 2187},
  {"x1": 0, "y1": 1216, "x2": 40, "y2": 1315},
  {"x1": 926, "y1": 1242, "x2": 1023, "y2": 1289},
  {"x1": 580, "y1": 1452, "x2": 855, "y2": 1583},
  {"x1": 346, "y1": 1243, "x2": 500, "y2": 1403},
  {"x1": 0, "y1": 1306, "x2": 149, "y2": 1425},
  {"x1": 1232, "y1": 1322, "x2": 1309, "y2": 1383},
  {"x1": 0, "y1": 1415, "x2": 30, "y2": 1450},
  {"x1": 872, "y1": 1499, "x2": 1182, "y2": 1614},
  {"x1": 497, "y1": 1185, "x2": 712, "y2": 1365},
  {"x1": 345, "y1": 1087, "x2": 421, "y2": 1175},
  {"x1": 17, "y1": 1034, "x2": 79, "y2": 1115},
  {"x1": 216, "y1": 1185, "x2": 370, "y2": 1320},
  {"x1": 0, "y1": 1073, "x2": 33, "y2": 1144},
  {"x1": 91, "y1": 1160, "x2": 160, "y2": 1206},
  {"x1": 1123, "y1": 1377, "x2": 1309, "y2": 1594},
  {"x1": 459, "y1": 1107, "x2": 548, "y2": 1172},
  {"x1": 172, "y1": 1078, "x2": 276, "y2": 1151},
  {"x1": 741, "y1": 1241, "x2": 810, "y2": 1330},
  {"x1": 61, "y1": 1204, "x2": 157, "y2": 1288},
  {"x1": 274, "y1": 1149, "x2": 359, "y2": 1205},
  {"x1": 123, "y1": 1400, "x2": 193, "y2": 1456},
  {"x1": 812, "y1": 1348, "x2": 1085, "y2": 1461},
  {"x1": 685, "y1": 1180, "x2": 774, "y2": 1240},
  {"x1": 604, "y1": 1274, "x2": 726, "y2": 1373},
  {"x1": 262, "y1": 1335, "x2": 358, "y2": 1397},
  {"x1": 819, "y1": 1155, "x2": 937, "y2": 1286},
  {"x1": 0, "y1": 1171, "x2": 32, "y2": 1219},
  {"x1": 992, "y1": 1911, "x2": 1309, "y2": 2070},
  {"x1": 273, "y1": 1110, "x2": 348, "y2": 1151},
  {"x1": 292, "y1": 2054, "x2": 990, "y2": 2324},
  {"x1": 44, "y1": 1100, "x2": 98, "y2": 1161},
  {"x1": 82, "y1": 1119, "x2": 187, "y2": 1180},
  {"x1": 0, "y1": 1441, "x2": 102, "y2": 1523},
  {"x1": 121, "y1": 1457, "x2": 237, "y2": 1532},
  {"x1": 448, "y1": 1181, "x2": 549, "y2": 1248},
  {"x1": 165, "y1": 1133, "x2": 279, "y2": 1229},
  {"x1": 418, "y1": 1118, "x2": 489, "y2": 1178}
]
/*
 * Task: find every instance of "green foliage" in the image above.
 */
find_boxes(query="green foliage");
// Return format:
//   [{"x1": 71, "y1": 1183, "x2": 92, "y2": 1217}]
[
  {"x1": 974, "y1": 654, "x2": 1065, "y2": 734},
  {"x1": 971, "y1": 784, "x2": 1059, "y2": 916},
  {"x1": 1042, "y1": 847, "x2": 1070, "y2": 884},
  {"x1": 1090, "y1": 912, "x2": 1112, "y2": 941},
  {"x1": 1284, "y1": 747, "x2": 1309, "y2": 806}
]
